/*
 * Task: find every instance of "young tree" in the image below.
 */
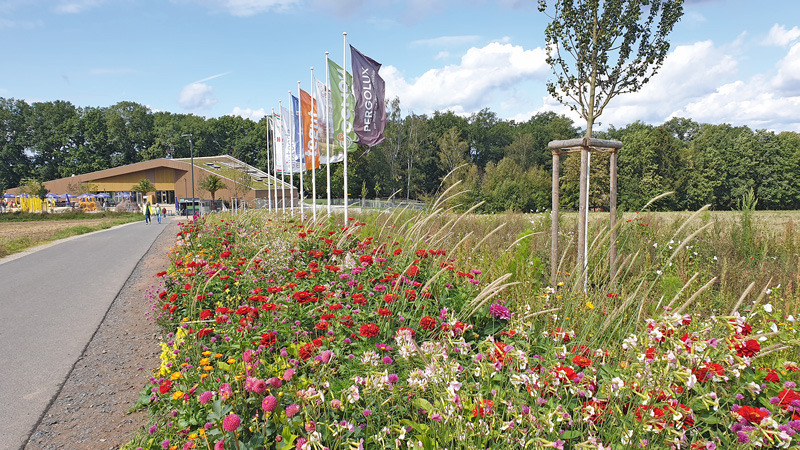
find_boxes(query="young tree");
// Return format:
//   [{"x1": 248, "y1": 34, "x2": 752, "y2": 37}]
[
  {"x1": 199, "y1": 174, "x2": 227, "y2": 210},
  {"x1": 131, "y1": 178, "x2": 156, "y2": 203},
  {"x1": 538, "y1": 0, "x2": 684, "y2": 139}
]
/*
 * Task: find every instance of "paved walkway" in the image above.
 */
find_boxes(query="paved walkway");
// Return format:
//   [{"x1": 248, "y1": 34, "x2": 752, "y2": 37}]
[{"x1": 0, "y1": 218, "x2": 171, "y2": 450}]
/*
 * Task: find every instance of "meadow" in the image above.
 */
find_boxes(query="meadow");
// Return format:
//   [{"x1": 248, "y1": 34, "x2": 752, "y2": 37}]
[{"x1": 124, "y1": 202, "x2": 799, "y2": 450}]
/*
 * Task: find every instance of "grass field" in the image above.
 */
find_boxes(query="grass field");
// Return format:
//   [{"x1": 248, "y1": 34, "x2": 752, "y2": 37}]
[{"x1": 0, "y1": 211, "x2": 143, "y2": 258}]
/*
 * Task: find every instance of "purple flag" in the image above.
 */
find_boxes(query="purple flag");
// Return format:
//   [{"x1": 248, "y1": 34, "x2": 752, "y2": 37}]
[{"x1": 350, "y1": 45, "x2": 386, "y2": 147}]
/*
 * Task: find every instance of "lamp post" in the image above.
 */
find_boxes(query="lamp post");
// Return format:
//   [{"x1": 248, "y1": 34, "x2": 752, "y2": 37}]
[{"x1": 181, "y1": 134, "x2": 195, "y2": 216}]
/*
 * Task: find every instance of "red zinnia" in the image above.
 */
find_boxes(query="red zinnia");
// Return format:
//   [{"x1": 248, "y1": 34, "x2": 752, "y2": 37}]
[
  {"x1": 377, "y1": 308, "x2": 391, "y2": 317},
  {"x1": 405, "y1": 265, "x2": 419, "y2": 277},
  {"x1": 359, "y1": 255, "x2": 373, "y2": 265},
  {"x1": 159, "y1": 380, "x2": 173, "y2": 394},
  {"x1": 776, "y1": 389, "x2": 800, "y2": 409},
  {"x1": 359, "y1": 322, "x2": 380, "y2": 338},
  {"x1": 419, "y1": 316, "x2": 437, "y2": 331},
  {"x1": 571, "y1": 355, "x2": 593, "y2": 368},
  {"x1": 736, "y1": 405, "x2": 769, "y2": 424},
  {"x1": 735, "y1": 339, "x2": 760, "y2": 358}
]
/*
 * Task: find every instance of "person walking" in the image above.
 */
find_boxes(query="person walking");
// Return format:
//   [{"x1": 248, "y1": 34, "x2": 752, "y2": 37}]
[
  {"x1": 144, "y1": 202, "x2": 151, "y2": 224},
  {"x1": 155, "y1": 203, "x2": 162, "y2": 224}
]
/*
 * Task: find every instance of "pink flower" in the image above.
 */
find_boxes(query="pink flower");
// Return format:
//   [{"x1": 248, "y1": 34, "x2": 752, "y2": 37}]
[
  {"x1": 199, "y1": 391, "x2": 214, "y2": 405},
  {"x1": 489, "y1": 303, "x2": 512, "y2": 320},
  {"x1": 222, "y1": 413, "x2": 241, "y2": 432},
  {"x1": 219, "y1": 383, "x2": 233, "y2": 400},
  {"x1": 285, "y1": 403, "x2": 301, "y2": 418},
  {"x1": 267, "y1": 377, "x2": 283, "y2": 389},
  {"x1": 283, "y1": 368, "x2": 296, "y2": 381},
  {"x1": 331, "y1": 399, "x2": 341, "y2": 410},
  {"x1": 262, "y1": 395, "x2": 278, "y2": 412},
  {"x1": 214, "y1": 440, "x2": 224, "y2": 450}
]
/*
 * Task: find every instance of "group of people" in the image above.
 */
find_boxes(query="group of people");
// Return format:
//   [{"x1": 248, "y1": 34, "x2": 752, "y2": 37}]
[{"x1": 144, "y1": 202, "x2": 167, "y2": 224}]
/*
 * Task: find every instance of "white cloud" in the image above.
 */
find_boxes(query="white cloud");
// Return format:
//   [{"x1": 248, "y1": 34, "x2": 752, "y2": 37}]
[
  {"x1": 383, "y1": 42, "x2": 549, "y2": 115},
  {"x1": 434, "y1": 51, "x2": 450, "y2": 60},
  {"x1": 185, "y1": 0, "x2": 300, "y2": 17},
  {"x1": 668, "y1": 43, "x2": 800, "y2": 132},
  {"x1": 230, "y1": 106, "x2": 266, "y2": 120},
  {"x1": 763, "y1": 24, "x2": 800, "y2": 47},
  {"x1": 53, "y1": 0, "x2": 105, "y2": 14},
  {"x1": 0, "y1": 17, "x2": 42, "y2": 29},
  {"x1": 411, "y1": 35, "x2": 481, "y2": 47},
  {"x1": 178, "y1": 83, "x2": 217, "y2": 110}
]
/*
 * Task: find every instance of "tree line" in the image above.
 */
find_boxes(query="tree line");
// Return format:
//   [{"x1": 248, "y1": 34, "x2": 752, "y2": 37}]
[{"x1": 2, "y1": 96, "x2": 799, "y2": 211}]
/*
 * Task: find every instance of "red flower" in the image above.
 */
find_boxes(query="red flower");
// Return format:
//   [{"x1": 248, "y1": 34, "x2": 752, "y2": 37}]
[
  {"x1": 157, "y1": 271, "x2": 167, "y2": 277},
  {"x1": 405, "y1": 265, "x2": 419, "y2": 277},
  {"x1": 298, "y1": 342, "x2": 318, "y2": 360},
  {"x1": 764, "y1": 371, "x2": 780, "y2": 383},
  {"x1": 328, "y1": 303, "x2": 343, "y2": 311},
  {"x1": 492, "y1": 342, "x2": 512, "y2": 366},
  {"x1": 315, "y1": 321, "x2": 330, "y2": 331},
  {"x1": 199, "y1": 309, "x2": 213, "y2": 320},
  {"x1": 736, "y1": 405, "x2": 769, "y2": 424},
  {"x1": 351, "y1": 294, "x2": 367, "y2": 305},
  {"x1": 359, "y1": 322, "x2": 380, "y2": 338},
  {"x1": 339, "y1": 315, "x2": 354, "y2": 328},
  {"x1": 393, "y1": 248, "x2": 402, "y2": 256},
  {"x1": 419, "y1": 316, "x2": 437, "y2": 331},
  {"x1": 692, "y1": 363, "x2": 724, "y2": 382},
  {"x1": 159, "y1": 380, "x2": 173, "y2": 394},
  {"x1": 735, "y1": 339, "x2": 760, "y2": 358},
  {"x1": 196, "y1": 327, "x2": 213, "y2": 338},
  {"x1": 377, "y1": 308, "x2": 391, "y2": 317},
  {"x1": 582, "y1": 399, "x2": 608, "y2": 424},
  {"x1": 607, "y1": 292, "x2": 619, "y2": 298},
  {"x1": 261, "y1": 303, "x2": 278, "y2": 311},
  {"x1": 359, "y1": 255, "x2": 373, "y2": 265},
  {"x1": 776, "y1": 389, "x2": 800, "y2": 409},
  {"x1": 571, "y1": 355, "x2": 593, "y2": 368},
  {"x1": 383, "y1": 293, "x2": 398, "y2": 303},
  {"x1": 260, "y1": 332, "x2": 277, "y2": 347},
  {"x1": 398, "y1": 327, "x2": 416, "y2": 338},
  {"x1": 220, "y1": 251, "x2": 231, "y2": 259},
  {"x1": 404, "y1": 289, "x2": 417, "y2": 301},
  {"x1": 472, "y1": 399, "x2": 493, "y2": 417}
]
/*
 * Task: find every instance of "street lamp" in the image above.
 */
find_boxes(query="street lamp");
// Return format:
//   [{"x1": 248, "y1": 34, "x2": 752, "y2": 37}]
[{"x1": 181, "y1": 134, "x2": 194, "y2": 216}]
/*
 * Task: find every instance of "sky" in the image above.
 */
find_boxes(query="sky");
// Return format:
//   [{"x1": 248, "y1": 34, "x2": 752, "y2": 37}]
[{"x1": 1, "y1": 0, "x2": 799, "y2": 132}]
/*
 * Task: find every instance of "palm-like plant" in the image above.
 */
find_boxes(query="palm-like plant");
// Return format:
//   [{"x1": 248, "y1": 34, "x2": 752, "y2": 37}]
[{"x1": 199, "y1": 174, "x2": 227, "y2": 210}]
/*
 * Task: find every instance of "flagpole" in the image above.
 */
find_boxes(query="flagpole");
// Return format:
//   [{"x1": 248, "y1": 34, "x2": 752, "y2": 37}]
[
  {"x1": 343, "y1": 31, "x2": 349, "y2": 225},
  {"x1": 324, "y1": 51, "x2": 332, "y2": 217},
  {"x1": 279, "y1": 100, "x2": 285, "y2": 214},
  {"x1": 297, "y1": 81, "x2": 305, "y2": 219},
  {"x1": 266, "y1": 113, "x2": 272, "y2": 212},
  {"x1": 273, "y1": 107, "x2": 280, "y2": 213},
  {"x1": 288, "y1": 91, "x2": 294, "y2": 216},
  {"x1": 310, "y1": 67, "x2": 317, "y2": 222}
]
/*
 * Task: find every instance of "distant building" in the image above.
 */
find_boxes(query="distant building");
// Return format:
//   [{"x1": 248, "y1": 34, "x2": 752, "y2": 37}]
[{"x1": 9, "y1": 155, "x2": 296, "y2": 209}]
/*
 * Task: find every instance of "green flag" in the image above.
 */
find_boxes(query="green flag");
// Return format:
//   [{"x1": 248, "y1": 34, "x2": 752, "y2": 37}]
[{"x1": 327, "y1": 58, "x2": 357, "y2": 153}]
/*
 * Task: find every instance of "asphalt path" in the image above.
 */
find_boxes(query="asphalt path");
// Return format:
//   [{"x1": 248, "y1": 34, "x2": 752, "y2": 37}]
[{"x1": 0, "y1": 217, "x2": 170, "y2": 450}]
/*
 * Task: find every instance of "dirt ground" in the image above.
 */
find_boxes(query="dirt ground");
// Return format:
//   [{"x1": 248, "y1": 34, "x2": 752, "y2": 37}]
[
  {"x1": 22, "y1": 220, "x2": 176, "y2": 450},
  {"x1": 0, "y1": 219, "x2": 136, "y2": 245}
]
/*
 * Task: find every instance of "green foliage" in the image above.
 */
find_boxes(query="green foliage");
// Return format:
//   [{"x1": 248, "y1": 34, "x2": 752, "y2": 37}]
[
  {"x1": 199, "y1": 174, "x2": 228, "y2": 201},
  {"x1": 131, "y1": 178, "x2": 156, "y2": 196}
]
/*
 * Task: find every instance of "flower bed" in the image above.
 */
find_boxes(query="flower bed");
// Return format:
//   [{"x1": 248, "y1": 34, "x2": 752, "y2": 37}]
[{"x1": 126, "y1": 213, "x2": 799, "y2": 450}]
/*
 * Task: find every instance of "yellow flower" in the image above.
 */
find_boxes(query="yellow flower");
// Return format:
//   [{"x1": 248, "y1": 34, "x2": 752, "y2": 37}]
[
  {"x1": 202, "y1": 351, "x2": 212, "y2": 357},
  {"x1": 170, "y1": 372, "x2": 182, "y2": 380},
  {"x1": 227, "y1": 358, "x2": 237, "y2": 364},
  {"x1": 199, "y1": 358, "x2": 211, "y2": 366},
  {"x1": 214, "y1": 353, "x2": 224, "y2": 359},
  {"x1": 189, "y1": 433, "x2": 198, "y2": 440},
  {"x1": 204, "y1": 366, "x2": 213, "y2": 372},
  {"x1": 172, "y1": 390, "x2": 184, "y2": 400},
  {"x1": 586, "y1": 301, "x2": 595, "y2": 310}
]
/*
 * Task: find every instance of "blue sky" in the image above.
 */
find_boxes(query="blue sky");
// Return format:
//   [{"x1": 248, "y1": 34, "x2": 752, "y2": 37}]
[{"x1": 1, "y1": 0, "x2": 799, "y2": 132}]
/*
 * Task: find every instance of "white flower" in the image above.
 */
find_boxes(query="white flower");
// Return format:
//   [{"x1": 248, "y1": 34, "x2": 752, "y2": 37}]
[
  {"x1": 763, "y1": 303, "x2": 774, "y2": 313},
  {"x1": 771, "y1": 323, "x2": 779, "y2": 333}
]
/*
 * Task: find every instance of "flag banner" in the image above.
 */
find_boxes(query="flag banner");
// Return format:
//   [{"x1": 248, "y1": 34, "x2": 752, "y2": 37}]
[
  {"x1": 291, "y1": 94, "x2": 304, "y2": 173},
  {"x1": 315, "y1": 77, "x2": 344, "y2": 164},
  {"x1": 300, "y1": 89, "x2": 320, "y2": 171},
  {"x1": 279, "y1": 106, "x2": 295, "y2": 174},
  {"x1": 350, "y1": 45, "x2": 386, "y2": 147},
  {"x1": 272, "y1": 113, "x2": 285, "y2": 173},
  {"x1": 327, "y1": 59, "x2": 357, "y2": 153}
]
